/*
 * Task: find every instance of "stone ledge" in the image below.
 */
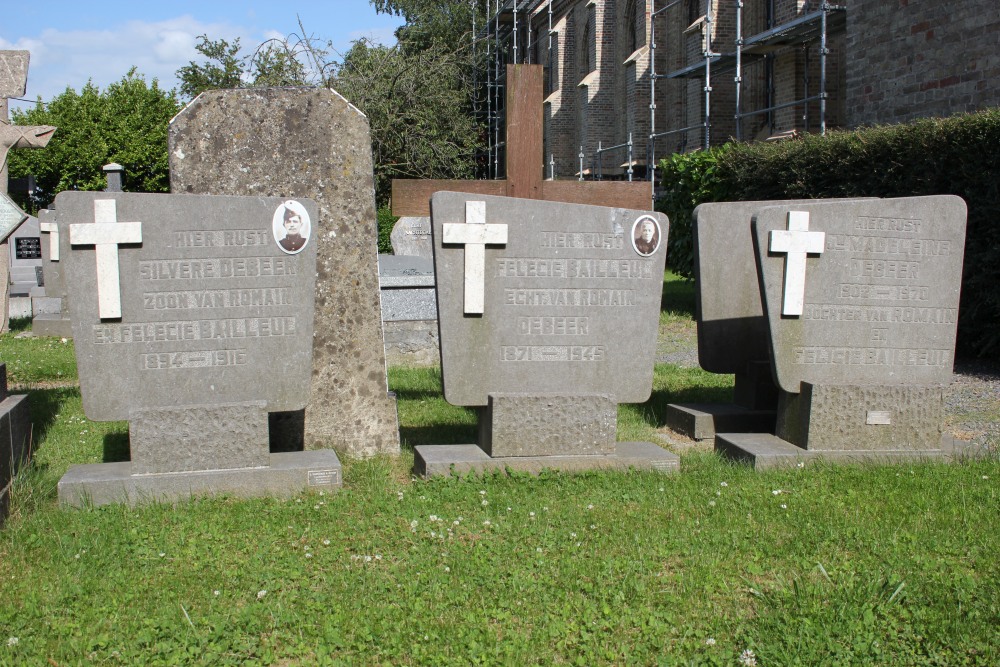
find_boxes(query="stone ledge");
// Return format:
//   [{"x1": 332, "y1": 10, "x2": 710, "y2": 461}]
[
  {"x1": 57, "y1": 450, "x2": 342, "y2": 507},
  {"x1": 665, "y1": 403, "x2": 776, "y2": 440},
  {"x1": 715, "y1": 432, "x2": 965, "y2": 470},
  {"x1": 414, "y1": 441, "x2": 680, "y2": 478}
]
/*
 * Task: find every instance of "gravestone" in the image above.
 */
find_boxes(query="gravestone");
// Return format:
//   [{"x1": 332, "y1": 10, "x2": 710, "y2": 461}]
[
  {"x1": 716, "y1": 196, "x2": 969, "y2": 468},
  {"x1": 379, "y1": 254, "x2": 439, "y2": 366},
  {"x1": 8, "y1": 213, "x2": 42, "y2": 297},
  {"x1": 390, "y1": 217, "x2": 433, "y2": 258},
  {"x1": 1, "y1": 50, "x2": 55, "y2": 333},
  {"x1": 0, "y1": 363, "x2": 32, "y2": 525},
  {"x1": 32, "y1": 207, "x2": 72, "y2": 337},
  {"x1": 169, "y1": 88, "x2": 400, "y2": 457},
  {"x1": 55, "y1": 191, "x2": 342, "y2": 506},
  {"x1": 665, "y1": 199, "x2": 867, "y2": 439},
  {"x1": 414, "y1": 192, "x2": 679, "y2": 476}
]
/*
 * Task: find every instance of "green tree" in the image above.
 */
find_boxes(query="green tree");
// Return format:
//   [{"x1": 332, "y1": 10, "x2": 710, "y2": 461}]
[
  {"x1": 7, "y1": 69, "x2": 180, "y2": 212},
  {"x1": 176, "y1": 34, "x2": 311, "y2": 102},
  {"x1": 333, "y1": 38, "x2": 484, "y2": 204}
]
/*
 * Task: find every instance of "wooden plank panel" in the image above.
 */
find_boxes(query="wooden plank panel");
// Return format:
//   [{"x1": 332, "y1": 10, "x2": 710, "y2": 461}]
[
  {"x1": 505, "y1": 64, "x2": 544, "y2": 200},
  {"x1": 540, "y1": 180, "x2": 653, "y2": 212},
  {"x1": 391, "y1": 179, "x2": 507, "y2": 216}
]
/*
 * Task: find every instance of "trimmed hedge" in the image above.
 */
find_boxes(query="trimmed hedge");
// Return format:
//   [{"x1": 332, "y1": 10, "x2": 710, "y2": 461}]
[
  {"x1": 377, "y1": 207, "x2": 397, "y2": 255},
  {"x1": 657, "y1": 108, "x2": 1000, "y2": 359}
]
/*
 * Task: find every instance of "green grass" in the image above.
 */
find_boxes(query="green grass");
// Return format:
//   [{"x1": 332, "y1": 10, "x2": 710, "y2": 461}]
[{"x1": 1, "y1": 277, "x2": 998, "y2": 665}]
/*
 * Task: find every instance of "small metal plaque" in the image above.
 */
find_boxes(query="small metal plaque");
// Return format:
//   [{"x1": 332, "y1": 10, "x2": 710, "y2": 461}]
[
  {"x1": 866, "y1": 410, "x2": 892, "y2": 426},
  {"x1": 308, "y1": 469, "x2": 340, "y2": 486}
]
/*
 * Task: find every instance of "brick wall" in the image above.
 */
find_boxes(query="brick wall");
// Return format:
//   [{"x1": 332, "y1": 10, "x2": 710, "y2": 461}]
[{"x1": 846, "y1": 0, "x2": 1000, "y2": 126}]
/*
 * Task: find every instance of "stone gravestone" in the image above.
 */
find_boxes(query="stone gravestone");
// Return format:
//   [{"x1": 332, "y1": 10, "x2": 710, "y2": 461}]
[
  {"x1": 0, "y1": 363, "x2": 32, "y2": 525},
  {"x1": 55, "y1": 191, "x2": 342, "y2": 506},
  {"x1": 390, "y1": 216, "x2": 433, "y2": 259},
  {"x1": 1, "y1": 50, "x2": 55, "y2": 333},
  {"x1": 665, "y1": 199, "x2": 869, "y2": 440},
  {"x1": 8, "y1": 213, "x2": 43, "y2": 303},
  {"x1": 414, "y1": 192, "x2": 679, "y2": 476},
  {"x1": 379, "y1": 254, "x2": 439, "y2": 366},
  {"x1": 31, "y1": 207, "x2": 72, "y2": 337},
  {"x1": 169, "y1": 88, "x2": 400, "y2": 457},
  {"x1": 716, "y1": 195, "x2": 968, "y2": 468}
]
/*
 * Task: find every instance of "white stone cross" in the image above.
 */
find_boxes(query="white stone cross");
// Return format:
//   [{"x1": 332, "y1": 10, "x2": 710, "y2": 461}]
[
  {"x1": 70, "y1": 199, "x2": 142, "y2": 319},
  {"x1": 769, "y1": 210, "x2": 825, "y2": 316},
  {"x1": 442, "y1": 200, "x2": 508, "y2": 314},
  {"x1": 39, "y1": 219, "x2": 58, "y2": 260}
]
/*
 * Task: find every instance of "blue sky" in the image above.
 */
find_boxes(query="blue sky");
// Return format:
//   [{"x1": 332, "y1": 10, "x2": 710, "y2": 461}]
[{"x1": 1, "y1": 1, "x2": 404, "y2": 112}]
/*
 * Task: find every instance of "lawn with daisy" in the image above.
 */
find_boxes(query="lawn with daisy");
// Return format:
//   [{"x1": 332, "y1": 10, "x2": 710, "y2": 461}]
[{"x1": 1, "y1": 303, "x2": 998, "y2": 664}]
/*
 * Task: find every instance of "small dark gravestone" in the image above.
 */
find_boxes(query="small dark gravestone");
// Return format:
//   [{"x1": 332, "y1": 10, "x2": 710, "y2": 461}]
[
  {"x1": 32, "y1": 207, "x2": 73, "y2": 337},
  {"x1": 716, "y1": 195, "x2": 969, "y2": 468},
  {"x1": 169, "y1": 88, "x2": 400, "y2": 457},
  {"x1": 0, "y1": 362, "x2": 32, "y2": 526},
  {"x1": 665, "y1": 199, "x2": 869, "y2": 440},
  {"x1": 55, "y1": 191, "x2": 342, "y2": 506},
  {"x1": 414, "y1": 192, "x2": 679, "y2": 476}
]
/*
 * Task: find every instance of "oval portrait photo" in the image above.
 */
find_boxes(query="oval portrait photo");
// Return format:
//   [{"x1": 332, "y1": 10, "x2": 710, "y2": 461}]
[
  {"x1": 272, "y1": 200, "x2": 311, "y2": 255},
  {"x1": 631, "y1": 215, "x2": 661, "y2": 257}
]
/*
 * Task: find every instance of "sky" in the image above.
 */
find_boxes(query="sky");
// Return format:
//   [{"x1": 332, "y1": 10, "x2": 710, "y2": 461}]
[{"x1": 1, "y1": 0, "x2": 405, "y2": 113}]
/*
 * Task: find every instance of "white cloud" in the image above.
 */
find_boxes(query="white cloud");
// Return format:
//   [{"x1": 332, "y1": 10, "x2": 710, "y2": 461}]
[{"x1": 5, "y1": 16, "x2": 271, "y2": 110}]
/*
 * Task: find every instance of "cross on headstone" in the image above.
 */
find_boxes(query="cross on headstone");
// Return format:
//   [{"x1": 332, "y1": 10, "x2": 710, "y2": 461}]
[
  {"x1": 442, "y1": 200, "x2": 508, "y2": 314},
  {"x1": 39, "y1": 218, "x2": 58, "y2": 261},
  {"x1": 768, "y1": 210, "x2": 825, "y2": 316},
  {"x1": 391, "y1": 64, "x2": 651, "y2": 216},
  {"x1": 69, "y1": 199, "x2": 142, "y2": 319}
]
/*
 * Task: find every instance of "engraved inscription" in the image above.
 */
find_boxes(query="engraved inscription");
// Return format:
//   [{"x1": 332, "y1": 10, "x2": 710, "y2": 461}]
[
  {"x1": 504, "y1": 288, "x2": 635, "y2": 306},
  {"x1": 92, "y1": 317, "x2": 297, "y2": 343},
  {"x1": 516, "y1": 316, "x2": 590, "y2": 336},
  {"x1": 308, "y1": 469, "x2": 340, "y2": 486},
  {"x1": 139, "y1": 257, "x2": 296, "y2": 280},
  {"x1": 540, "y1": 231, "x2": 624, "y2": 249},
  {"x1": 793, "y1": 346, "x2": 951, "y2": 366},
  {"x1": 140, "y1": 349, "x2": 248, "y2": 369},
  {"x1": 501, "y1": 345, "x2": 606, "y2": 362},
  {"x1": 496, "y1": 258, "x2": 653, "y2": 279},
  {"x1": 174, "y1": 230, "x2": 271, "y2": 247},
  {"x1": 142, "y1": 288, "x2": 292, "y2": 310}
]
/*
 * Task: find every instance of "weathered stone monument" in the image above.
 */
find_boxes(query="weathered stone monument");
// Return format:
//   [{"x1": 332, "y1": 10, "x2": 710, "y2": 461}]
[
  {"x1": 716, "y1": 196, "x2": 968, "y2": 467},
  {"x1": 1, "y1": 50, "x2": 55, "y2": 333},
  {"x1": 0, "y1": 363, "x2": 32, "y2": 525},
  {"x1": 55, "y1": 191, "x2": 342, "y2": 505},
  {"x1": 169, "y1": 88, "x2": 400, "y2": 457},
  {"x1": 414, "y1": 192, "x2": 679, "y2": 476}
]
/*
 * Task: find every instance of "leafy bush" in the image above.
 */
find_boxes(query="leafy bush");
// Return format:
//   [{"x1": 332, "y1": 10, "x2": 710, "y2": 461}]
[
  {"x1": 377, "y1": 207, "x2": 398, "y2": 254},
  {"x1": 655, "y1": 146, "x2": 730, "y2": 279},
  {"x1": 657, "y1": 108, "x2": 1000, "y2": 359}
]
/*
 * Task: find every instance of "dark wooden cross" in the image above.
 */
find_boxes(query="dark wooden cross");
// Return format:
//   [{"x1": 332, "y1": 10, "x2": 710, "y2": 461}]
[{"x1": 391, "y1": 64, "x2": 651, "y2": 216}]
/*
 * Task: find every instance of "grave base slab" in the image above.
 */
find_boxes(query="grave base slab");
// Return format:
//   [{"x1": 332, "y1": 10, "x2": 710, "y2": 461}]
[
  {"x1": 664, "y1": 403, "x2": 775, "y2": 440},
  {"x1": 713, "y1": 432, "x2": 972, "y2": 470},
  {"x1": 57, "y1": 450, "x2": 342, "y2": 507},
  {"x1": 414, "y1": 441, "x2": 680, "y2": 478},
  {"x1": 30, "y1": 314, "x2": 72, "y2": 338}
]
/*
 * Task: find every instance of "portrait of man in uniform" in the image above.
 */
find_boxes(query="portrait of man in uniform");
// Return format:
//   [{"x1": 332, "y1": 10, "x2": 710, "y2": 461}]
[
  {"x1": 632, "y1": 215, "x2": 660, "y2": 256},
  {"x1": 272, "y1": 200, "x2": 311, "y2": 255}
]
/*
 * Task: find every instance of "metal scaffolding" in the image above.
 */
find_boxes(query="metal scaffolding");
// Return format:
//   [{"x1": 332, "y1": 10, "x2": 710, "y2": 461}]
[{"x1": 476, "y1": 0, "x2": 846, "y2": 185}]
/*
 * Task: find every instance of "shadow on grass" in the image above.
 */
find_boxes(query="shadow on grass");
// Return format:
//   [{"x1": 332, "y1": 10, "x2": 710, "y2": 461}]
[
  {"x1": 645, "y1": 385, "x2": 735, "y2": 426},
  {"x1": 8, "y1": 317, "x2": 31, "y2": 333},
  {"x1": 661, "y1": 274, "x2": 696, "y2": 318},
  {"x1": 25, "y1": 386, "x2": 78, "y2": 448},
  {"x1": 102, "y1": 432, "x2": 130, "y2": 463},
  {"x1": 399, "y1": 423, "x2": 477, "y2": 449}
]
